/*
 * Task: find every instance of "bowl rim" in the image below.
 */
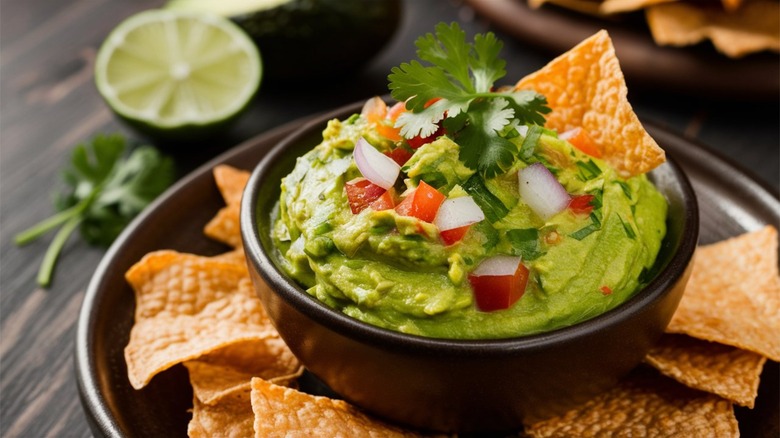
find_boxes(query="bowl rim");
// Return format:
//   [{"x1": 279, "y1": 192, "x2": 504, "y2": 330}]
[{"x1": 240, "y1": 99, "x2": 699, "y2": 356}]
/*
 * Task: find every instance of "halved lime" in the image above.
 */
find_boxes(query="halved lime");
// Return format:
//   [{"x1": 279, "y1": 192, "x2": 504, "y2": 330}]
[{"x1": 95, "y1": 10, "x2": 262, "y2": 141}]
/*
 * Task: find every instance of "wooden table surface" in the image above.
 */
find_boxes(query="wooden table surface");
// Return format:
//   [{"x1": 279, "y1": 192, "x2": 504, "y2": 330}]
[{"x1": 1, "y1": 0, "x2": 778, "y2": 436}]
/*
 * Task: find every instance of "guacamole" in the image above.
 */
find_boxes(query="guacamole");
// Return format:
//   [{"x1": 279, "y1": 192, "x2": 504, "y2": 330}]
[{"x1": 271, "y1": 114, "x2": 667, "y2": 339}]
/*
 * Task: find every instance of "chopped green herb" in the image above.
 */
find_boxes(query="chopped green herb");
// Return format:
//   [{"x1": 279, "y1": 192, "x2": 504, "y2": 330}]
[
  {"x1": 616, "y1": 180, "x2": 633, "y2": 200},
  {"x1": 590, "y1": 211, "x2": 602, "y2": 228},
  {"x1": 14, "y1": 134, "x2": 175, "y2": 287},
  {"x1": 570, "y1": 209, "x2": 603, "y2": 241},
  {"x1": 618, "y1": 214, "x2": 637, "y2": 240},
  {"x1": 576, "y1": 159, "x2": 602, "y2": 181},
  {"x1": 507, "y1": 228, "x2": 545, "y2": 260},
  {"x1": 473, "y1": 220, "x2": 500, "y2": 251},
  {"x1": 462, "y1": 174, "x2": 509, "y2": 222},
  {"x1": 519, "y1": 125, "x2": 543, "y2": 161},
  {"x1": 388, "y1": 22, "x2": 550, "y2": 177},
  {"x1": 569, "y1": 223, "x2": 600, "y2": 241},
  {"x1": 588, "y1": 188, "x2": 604, "y2": 210}
]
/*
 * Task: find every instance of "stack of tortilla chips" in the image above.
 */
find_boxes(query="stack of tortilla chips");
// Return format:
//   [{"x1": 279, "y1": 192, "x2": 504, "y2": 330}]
[
  {"x1": 528, "y1": 0, "x2": 780, "y2": 57},
  {"x1": 123, "y1": 32, "x2": 778, "y2": 436}
]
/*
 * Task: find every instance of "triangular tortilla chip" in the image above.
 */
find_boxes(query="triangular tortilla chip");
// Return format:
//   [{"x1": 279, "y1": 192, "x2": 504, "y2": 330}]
[
  {"x1": 528, "y1": 0, "x2": 605, "y2": 16},
  {"x1": 645, "y1": 334, "x2": 766, "y2": 407},
  {"x1": 250, "y1": 378, "x2": 423, "y2": 437},
  {"x1": 524, "y1": 367, "x2": 739, "y2": 437},
  {"x1": 599, "y1": 0, "x2": 674, "y2": 14},
  {"x1": 667, "y1": 226, "x2": 780, "y2": 361},
  {"x1": 124, "y1": 250, "x2": 279, "y2": 389},
  {"x1": 204, "y1": 204, "x2": 242, "y2": 248},
  {"x1": 515, "y1": 30, "x2": 665, "y2": 177},
  {"x1": 188, "y1": 385, "x2": 255, "y2": 438},
  {"x1": 211, "y1": 248, "x2": 247, "y2": 265},
  {"x1": 214, "y1": 164, "x2": 250, "y2": 206},
  {"x1": 185, "y1": 339, "x2": 301, "y2": 405},
  {"x1": 205, "y1": 165, "x2": 251, "y2": 248},
  {"x1": 646, "y1": 1, "x2": 780, "y2": 58}
]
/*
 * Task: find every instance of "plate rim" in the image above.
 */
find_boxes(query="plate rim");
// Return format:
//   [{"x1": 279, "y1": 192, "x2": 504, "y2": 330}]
[{"x1": 74, "y1": 106, "x2": 779, "y2": 438}]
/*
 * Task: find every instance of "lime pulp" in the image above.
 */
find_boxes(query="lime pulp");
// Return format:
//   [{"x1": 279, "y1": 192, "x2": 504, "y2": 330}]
[{"x1": 94, "y1": 10, "x2": 262, "y2": 139}]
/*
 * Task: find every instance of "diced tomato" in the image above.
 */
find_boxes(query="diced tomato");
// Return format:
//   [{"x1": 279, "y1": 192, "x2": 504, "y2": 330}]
[
  {"x1": 407, "y1": 124, "x2": 445, "y2": 149},
  {"x1": 600, "y1": 286, "x2": 613, "y2": 295},
  {"x1": 345, "y1": 178, "x2": 386, "y2": 214},
  {"x1": 440, "y1": 225, "x2": 470, "y2": 245},
  {"x1": 394, "y1": 192, "x2": 414, "y2": 216},
  {"x1": 384, "y1": 147, "x2": 414, "y2": 166},
  {"x1": 387, "y1": 101, "x2": 406, "y2": 121},
  {"x1": 560, "y1": 127, "x2": 602, "y2": 158},
  {"x1": 361, "y1": 96, "x2": 387, "y2": 124},
  {"x1": 394, "y1": 181, "x2": 445, "y2": 223},
  {"x1": 376, "y1": 123, "x2": 402, "y2": 142},
  {"x1": 569, "y1": 194, "x2": 595, "y2": 215},
  {"x1": 364, "y1": 99, "x2": 403, "y2": 141},
  {"x1": 468, "y1": 263, "x2": 530, "y2": 312},
  {"x1": 369, "y1": 188, "x2": 396, "y2": 211}
]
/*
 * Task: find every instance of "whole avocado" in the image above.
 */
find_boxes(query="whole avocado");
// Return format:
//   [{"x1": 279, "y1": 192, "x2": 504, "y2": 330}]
[{"x1": 167, "y1": 0, "x2": 402, "y2": 80}]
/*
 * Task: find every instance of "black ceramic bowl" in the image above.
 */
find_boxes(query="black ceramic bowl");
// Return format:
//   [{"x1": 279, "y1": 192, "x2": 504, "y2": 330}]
[{"x1": 240, "y1": 100, "x2": 699, "y2": 433}]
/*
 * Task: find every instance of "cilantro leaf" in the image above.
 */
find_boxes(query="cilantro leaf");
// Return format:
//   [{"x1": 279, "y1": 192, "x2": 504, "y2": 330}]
[
  {"x1": 388, "y1": 22, "x2": 550, "y2": 177},
  {"x1": 14, "y1": 134, "x2": 175, "y2": 286},
  {"x1": 507, "y1": 228, "x2": 545, "y2": 260},
  {"x1": 462, "y1": 173, "x2": 510, "y2": 222},
  {"x1": 448, "y1": 98, "x2": 517, "y2": 178}
]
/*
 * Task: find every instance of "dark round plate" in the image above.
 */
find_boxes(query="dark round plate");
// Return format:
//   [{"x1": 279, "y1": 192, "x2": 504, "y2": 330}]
[
  {"x1": 75, "y1": 107, "x2": 780, "y2": 437},
  {"x1": 465, "y1": 0, "x2": 780, "y2": 100}
]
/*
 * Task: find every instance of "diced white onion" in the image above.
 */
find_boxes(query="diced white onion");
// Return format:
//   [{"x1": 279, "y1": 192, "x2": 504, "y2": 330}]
[
  {"x1": 518, "y1": 163, "x2": 571, "y2": 220},
  {"x1": 558, "y1": 128, "x2": 578, "y2": 141},
  {"x1": 471, "y1": 256, "x2": 522, "y2": 277},
  {"x1": 354, "y1": 137, "x2": 400, "y2": 190},
  {"x1": 434, "y1": 196, "x2": 485, "y2": 231}
]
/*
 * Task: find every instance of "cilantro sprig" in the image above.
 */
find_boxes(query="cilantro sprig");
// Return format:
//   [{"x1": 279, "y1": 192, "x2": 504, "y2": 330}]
[
  {"x1": 388, "y1": 22, "x2": 551, "y2": 177},
  {"x1": 14, "y1": 134, "x2": 175, "y2": 287}
]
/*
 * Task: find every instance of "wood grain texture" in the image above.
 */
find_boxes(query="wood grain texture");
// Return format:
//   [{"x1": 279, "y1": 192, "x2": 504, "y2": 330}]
[{"x1": 0, "y1": 0, "x2": 777, "y2": 437}]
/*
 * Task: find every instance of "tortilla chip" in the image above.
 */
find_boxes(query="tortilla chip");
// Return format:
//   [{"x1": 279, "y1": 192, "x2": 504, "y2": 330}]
[
  {"x1": 214, "y1": 165, "x2": 250, "y2": 206},
  {"x1": 528, "y1": 0, "x2": 605, "y2": 16},
  {"x1": 204, "y1": 204, "x2": 242, "y2": 248},
  {"x1": 524, "y1": 367, "x2": 739, "y2": 437},
  {"x1": 124, "y1": 250, "x2": 278, "y2": 389},
  {"x1": 188, "y1": 385, "x2": 255, "y2": 438},
  {"x1": 210, "y1": 248, "x2": 247, "y2": 265},
  {"x1": 599, "y1": 0, "x2": 673, "y2": 15},
  {"x1": 667, "y1": 226, "x2": 780, "y2": 361},
  {"x1": 646, "y1": 1, "x2": 780, "y2": 58},
  {"x1": 515, "y1": 30, "x2": 665, "y2": 177},
  {"x1": 204, "y1": 165, "x2": 251, "y2": 248},
  {"x1": 185, "y1": 339, "x2": 301, "y2": 405},
  {"x1": 250, "y1": 378, "x2": 422, "y2": 437},
  {"x1": 645, "y1": 334, "x2": 767, "y2": 407}
]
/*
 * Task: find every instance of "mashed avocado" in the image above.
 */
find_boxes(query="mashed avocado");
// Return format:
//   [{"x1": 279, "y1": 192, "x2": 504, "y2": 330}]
[{"x1": 272, "y1": 115, "x2": 667, "y2": 339}]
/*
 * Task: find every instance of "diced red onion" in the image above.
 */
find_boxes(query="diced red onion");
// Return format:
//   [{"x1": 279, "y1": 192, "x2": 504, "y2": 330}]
[
  {"x1": 434, "y1": 196, "x2": 485, "y2": 231},
  {"x1": 471, "y1": 256, "x2": 523, "y2": 277},
  {"x1": 518, "y1": 163, "x2": 571, "y2": 220},
  {"x1": 354, "y1": 137, "x2": 400, "y2": 190}
]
